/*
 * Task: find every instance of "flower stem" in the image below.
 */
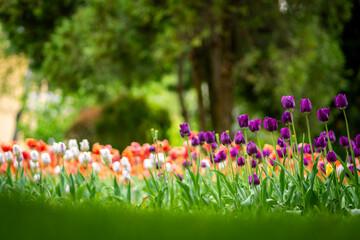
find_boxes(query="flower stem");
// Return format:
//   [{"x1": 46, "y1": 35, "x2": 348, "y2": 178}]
[{"x1": 343, "y1": 109, "x2": 358, "y2": 186}]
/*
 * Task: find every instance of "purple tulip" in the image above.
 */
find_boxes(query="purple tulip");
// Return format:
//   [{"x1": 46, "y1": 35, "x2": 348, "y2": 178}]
[
  {"x1": 303, "y1": 157, "x2": 309, "y2": 166},
  {"x1": 280, "y1": 128, "x2": 290, "y2": 141},
  {"x1": 251, "y1": 159, "x2": 257, "y2": 168},
  {"x1": 211, "y1": 142, "x2": 218, "y2": 150},
  {"x1": 262, "y1": 149, "x2": 271, "y2": 157},
  {"x1": 354, "y1": 147, "x2": 360, "y2": 157},
  {"x1": 246, "y1": 141, "x2": 258, "y2": 156},
  {"x1": 255, "y1": 151, "x2": 262, "y2": 160},
  {"x1": 314, "y1": 137, "x2": 327, "y2": 149},
  {"x1": 177, "y1": 174, "x2": 184, "y2": 181},
  {"x1": 317, "y1": 108, "x2": 330, "y2": 122},
  {"x1": 149, "y1": 145, "x2": 156, "y2": 153},
  {"x1": 334, "y1": 93, "x2": 348, "y2": 110},
  {"x1": 210, "y1": 154, "x2": 216, "y2": 163},
  {"x1": 281, "y1": 96, "x2": 295, "y2": 112},
  {"x1": 248, "y1": 174, "x2": 260, "y2": 186},
  {"x1": 326, "y1": 151, "x2": 337, "y2": 163},
  {"x1": 269, "y1": 158, "x2": 275, "y2": 166},
  {"x1": 182, "y1": 160, "x2": 192, "y2": 168},
  {"x1": 237, "y1": 114, "x2": 249, "y2": 129},
  {"x1": 264, "y1": 117, "x2": 278, "y2": 132},
  {"x1": 191, "y1": 153, "x2": 197, "y2": 160},
  {"x1": 277, "y1": 138, "x2": 286, "y2": 148},
  {"x1": 191, "y1": 137, "x2": 200, "y2": 146},
  {"x1": 339, "y1": 136, "x2": 349, "y2": 147},
  {"x1": 249, "y1": 119, "x2": 261, "y2": 132},
  {"x1": 205, "y1": 131, "x2": 215, "y2": 144},
  {"x1": 320, "y1": 131, "x2": 336, "y2": 143},
  {"x1": 234, "y1": 131, "x2": 246, "y2": 145},
  {"x1": 345, "y1": 165, "x2": 354, "y2": 178},
  {"x1": 230, "y1": 148, "x2": 239, "y2": 158},
  {"x1": 237, "y1": 157, "x2": 245, "y2": 166},
  {"x1": 179, "y1": 123, "x2": 190, "y2": 137},
  {"x1": 277, "y1": 148, "x2": 287, "y2": 158},
  {"x1": 355, "y1": 134, "x2": 360, "y2": 149},
  {"x1": 197, "y1": 131, "x2": 205, "y2": 145},
  {"x1": 220, "y1": 132, "x2": 232, "y2": 145},
  {"x1": 348, "y1": 156, "x2": 353, "y2": 164},
  {"x1": 282, "y1": 111, "x2": 292, "y2": 126},
  {"x1": 347, "y1": 140, "x2": 356, "y2": 152},
  {"x1": 216, "y1": 150, "x2": 227, "y2": 162},
  {"x1": 300, "y1": 98, "x2": 312, "y2": 113},
  {"x1": 319, "y1": 162, "x2": 326, "y2": 174}
]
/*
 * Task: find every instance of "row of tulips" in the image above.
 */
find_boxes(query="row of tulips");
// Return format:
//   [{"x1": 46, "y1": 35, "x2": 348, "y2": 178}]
[{"x1": 0, "y1": 93, "x2": 359, "y2": 213}]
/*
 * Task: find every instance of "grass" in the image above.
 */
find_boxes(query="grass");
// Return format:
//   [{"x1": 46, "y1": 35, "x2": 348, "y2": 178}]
[{"x1": 1, "y1": 194, "x2": 359, "y2": 240}]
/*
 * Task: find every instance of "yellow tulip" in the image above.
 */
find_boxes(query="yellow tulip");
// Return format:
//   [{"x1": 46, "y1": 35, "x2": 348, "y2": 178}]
[{"x1": 326, "y1": 163, "x2": 333, "y2": 177}]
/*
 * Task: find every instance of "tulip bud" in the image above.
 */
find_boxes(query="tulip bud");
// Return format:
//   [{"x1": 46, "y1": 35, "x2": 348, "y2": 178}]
[
  {"x1": 54, "y1": 165, "x2": 61, "y2": 175},
  {"x1": 68, "y1": 139, "x2": 78, "y2": 149},
  {"x1": 80, "y1": 139, "x2": 90, "y2": 151},
  {"x1": 234, "y1": 131, "x2": 246, "y2": 145},
  {"x1": 204, "y1": 132, "x2": 215, "y2": 144},
  {"x1": 197, "y1": 132, "x2": 205, "y2": 145},
  {"x1": 112, "y1": 161, "x2": 121, "y2": 173},
  {"x1": 92, "y1": 162, "x2": 100, "y2": 173},
  {"x1": 13, "y1": 160, "x2": 23, "y2": 169},
  {"x1": 300, "y1": 98, "x2": 312, "y2": 113},
  {"x1": 4, "y1": 151, "x2": 13, "y2": 163},
  {"x1": 12, "y1": 144, "x2": 21, "y2": 157},
  {"x1": 64, "y1": 150, "x2": 73, "y2": 162},
  {"x1": 246, "y1": 141, "x2": 258, "y2": 156},
  {"x1": 165, "y1": 162, "x2": 173, "y2": 172},
  {"x1": 143, "y1": 159, "x2": 153, "y2": 169},
  {"x1": 201, "y1": 159, "x2": 211, "y2": 168},
  {"x1": 326, "y1": 164, "x2": 333, "y2": 177},
  {"x1": 334, "y1": 94, "x2": 348, "y2": 110},
  {"x1": 248, "y1": 173, "x2": 260, "y2": 185},
  {"x1": 0, "y1": 153, "x2": 4, "y2": 165},
  {"x1": 264, "y1": 117, "x2": 278, "y2": 132},
  {"x1": 71, "y1": 147, "x2": 79, "y2": 159},
  {"x1": 121, "y1": 157, "x2": 131, "y2": 172},
  {"x1": 30, "y1": 150, "x2": 39, "y2": 162},
  {"x1": 65, "y1": 185, "x2": 70, "y2": 194},
  {"x1": 282, "y1": 111, "x2": 292, "y2": 125},
  {"x1": 237, "y1": 114, "x2": 249, "y2": 129},
  {"x1": 326, "y1": 151, "x2": 337, "y2": 163},
  {"x1": 57, "y1": 142, "x2": 66, "y2": 156},
  {"x1": 237, "y1": 157, "x2": 245, "y2": 166},
  {"x1": 52, "y1": 143, "x2": 59, "y2": 154},
  {"x1": 179, "y1": 123, "x2": 190, "y2": 138},
  {"x1": 281, "y1": 96, "x2": 295, "y2": 112},
  {"x1": 191, "y1": 137, "x2": 200, "y2": 146},
  {"x1": 41, "y1": 153, "x2": 51, "y2": 166},
  {"x1": 122, "y1": 170, "x2": 131, "y2": 181},
  {"x1": 33, "y1": 174, "x2": 40, "y2": 182},
  {"x1": 317, "y1": 108, "x2": 330, "y2": 122},
  {"x1": 149, "y1": 145, "x2": 156, "y2": 153},
  {"x1": 100, "y1": 148, "x2": 111, "y2": 165}
]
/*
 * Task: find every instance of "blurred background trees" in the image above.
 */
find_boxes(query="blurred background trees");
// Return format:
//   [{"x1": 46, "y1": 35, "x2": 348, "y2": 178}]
[{"x1": 0, "y1": 0, "x2": 359, "y2": 149}]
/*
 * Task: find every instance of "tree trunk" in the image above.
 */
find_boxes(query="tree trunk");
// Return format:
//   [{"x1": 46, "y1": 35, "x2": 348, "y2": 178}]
[{"x1": 177, "y1": 55, "x2": 188, "y2": 123}]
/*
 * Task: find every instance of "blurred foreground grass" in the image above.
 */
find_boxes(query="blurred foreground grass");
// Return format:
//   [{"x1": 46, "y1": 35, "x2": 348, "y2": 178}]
[{"x1": 1, "y1": 196, "x2": 359, "y2": 240}]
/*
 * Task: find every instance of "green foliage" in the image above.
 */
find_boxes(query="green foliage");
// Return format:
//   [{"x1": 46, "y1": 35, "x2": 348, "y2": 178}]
[{"x1": 67, "y1": 94, "x2": 171, "y2": 149}]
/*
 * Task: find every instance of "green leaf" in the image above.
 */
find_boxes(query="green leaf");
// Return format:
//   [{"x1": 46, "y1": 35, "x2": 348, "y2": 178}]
[{"x1": 114, "y1": 177, "x2": 121, "y2": 197}]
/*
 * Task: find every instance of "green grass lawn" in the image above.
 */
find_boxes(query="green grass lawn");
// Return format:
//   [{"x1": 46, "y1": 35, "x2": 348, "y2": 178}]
[{"x1": 1, "y1": 196, "x2": 359, "y2": 240}]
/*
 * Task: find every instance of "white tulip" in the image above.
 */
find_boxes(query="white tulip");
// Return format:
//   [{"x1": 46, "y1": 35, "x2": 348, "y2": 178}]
[
  {"x1": 12, "y1": 144, "x2": 21, "y2": 157},
  {"x1": 5, "y1": 151, "x2": 13, "y2": 163},
  {"x1": 64, "y1": 150, "x2": 73, "y2": 162},
  {"x1": 33, "y1": 174, "x2": 40, "y2": 182},
  {"x1": 112, "y1": 161, "x2": 121, "y2": 173},
  {"x1": 143, "y1": 159, "x2": 153, "y2": 169},
  {"x1": 149, "y1": 152, "x2": 165, "y2": 164},
  {"x1": 0, "y1": 153, "x2": 4, "y2": 165},
  {"x1": 121, "y1": 157, "x2": 131, "y2": 171},
  {"x1": 83, "y1": 152, "x2": 91, "y2": 164},
  {"x1": 41, "y1": 153, "x2": 51, "y2": 166},
  {"x1": 30, "y1": 160, "x2": 39, "y2": 169},
  {"x1": 65, "y1": 185, "x2": 70, "y2": 194},
  {"x1": 71, "y1": 147, "x2": 79, "y2": 159},
  {"x1": 57, "y1": 142, "x2": 66, "y2": 156},
  {"x1": 100, "y1": 148, "x2": 111, "y2": 165},
  {"x1": 14, "y1": 160, "x2": 23, "y2": 169},
  {"x1": 68, "y1": 139, "x2": 78, "y2": 149},
  {"x1": 165, "y1": 162, "x2": 172, "y2": 172},
  {"x1": 92, "y1": 162, "x2": 100, "y2": 173},
  {"x1": 218, "y1": 161, "x2": 227, "y2": 170},
  {"x1": 201, "y1": 159, "x2": 211, "y2": 168},
  {"x1": 54, "y1": 165, "x2": 61, "y2": 175},
  {"x1": 80, "y1": 139, "x2": 90, "y2": 151},
  {"x1": 122, "y1": 170, "x2": 131, "y2": 181},
  {"x1": 30, "y1": 150, "x2": 39, "y2": 162},
  {"x1": 52, "y1": 142, "x2": 59, "y2": 154}
]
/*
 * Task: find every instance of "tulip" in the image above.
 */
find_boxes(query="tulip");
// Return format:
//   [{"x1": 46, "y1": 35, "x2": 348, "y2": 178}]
[
  {"x1": 121, "y1": 157, "x2": 131, "y2": 172},
  {"x1": 249, "y1": 119, "x2": 262, "y2": 132},
  {"x1": 248, "y1": 173, "x2": 260, "y2": 185},
  {"x1": 13, "y1": 160, "x2": 23, "y2": 169},
  {"x1": 264, "y1": 117, "x2": 278, "y2": 132},
  {"x1": 112, "y1": 161, "x2": 121, "y2": 173},
  {"x1": 57, "y1": 142, "x2": 66, "y2": 156},
  {"x1": 191, "y1": 137, "x2": 200, "y2": 146},
  {"x1": 33, "y1": 174, "x2": 40, "y2": 182},
  {"x1": 246, "y1": 141, "x2": 258, "y2": 156},
  {"x1": 281, "y1": 96, "x2": 295, "y2": 112},
  {"x1": 149, "y1": 145, "x2": 156, "y2": 153},
  {"x1": 230, "y1": 148, "x2": 239, "y2": 158},
  {"x1": 326, "y1": 164, "x2": 333, "y2": 177},
  {"x1": 282, "y1": 111, "x2": 292, "y2": 125},
  {"x1": 54, "y1": 165, "x2": 61, "y2": 175},
  {"x1": 237, "y1": 157, "x2": 245, "y2": 166},
  {"x1": 41, "y1": 153, "x2": 51, "y2": 166},
  {"x1": 68, "y1": 139, "x2": 78, "y2": 149},
  {"x1": 4, "y1": 151, "x2": 13, "y2": 163},
  {"x1": 237, "y1": 114, "x2": 249, "y2": 129},
  {"x1": 143, "y1": 159, "x2": 153, "y2": 169},
  {"x1": 0, "y1": 153, "x2": 4, "y2": 165},
  {"x1": 339, "y1": 136, "x2": 349, "y2": 147},
  {"x1": 234, "y1": 131, "x2": 246, "y2": 145},
  {"x1": 320, "y1": 131, "x2": 336, "y2": 143},
  {"x1": 100, "y1": 148, "x2": 112, "y2": 165},
  {"x1": 216, "y1": 150, "x2": 227, "y2": 162},
  {"x1": 220, "y1": 132, "x2": 232, "y2": 145},
  {"x1": 326, "y1": 151, "x2": 337, "y2": 163},
  {"x1": 201, "y1": 159, "x2": 211, "y2": 168},
  {"x1": 80, "y1": 139, "x2": 90, "y2": 151},
  {"x1": 30, "y1": 150, "x2": 39, "y2": 162},
  {"x1": 251, "y1": 159, "x2": 257, "y2": 168},
  {"x1": 211, "y1": 142, "x2": 218, "y2": 150},
  {"x1": 355, "y1": 134, "x2": 360, "y2": 149},
  {"x1": 165, "y1": 162, "x2": 173, "y2": 172},
  {"x1": 71, "y1": 147, "x2": 79, "y2": 159},
  {"x1": 334, "y1": 93, "x2": 348, "y2": 110},
  {"x1": 277, "y1": 138, "x2": 286, "y2": 148},
  {"x1": 205, "y1": 132, "x2": 215, "y2": 144},
  {"x1": 12, "y1": 144, "x2": 21, "y2": 157},
  {"x1": 182, "y1": 160, "x2": 192, "y2": 168},
  {"x1": 303, "y1": 157, "x2": 309, "y2": 166},
  {"x1": 262, "y1": 149, "x2": 271, "y2": 157},
  {"x1": 64, "y1": 150, "x2": 73, "y2": 162},
  {"x1": 197, "y1": 131, "x2": 205, "y2": 145},
  {"x1": 122, "y1": 171, "x2": 131, "y2": 181},
  {"x1": 179, "y1": 123, "x2": 190, "y2": 138},
  {"x1": 300, "y1": 98, "x2": 312, "y2": 113},
  {"x1": 317, "y1": 108, "x2": 330, "y2": 122}
]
